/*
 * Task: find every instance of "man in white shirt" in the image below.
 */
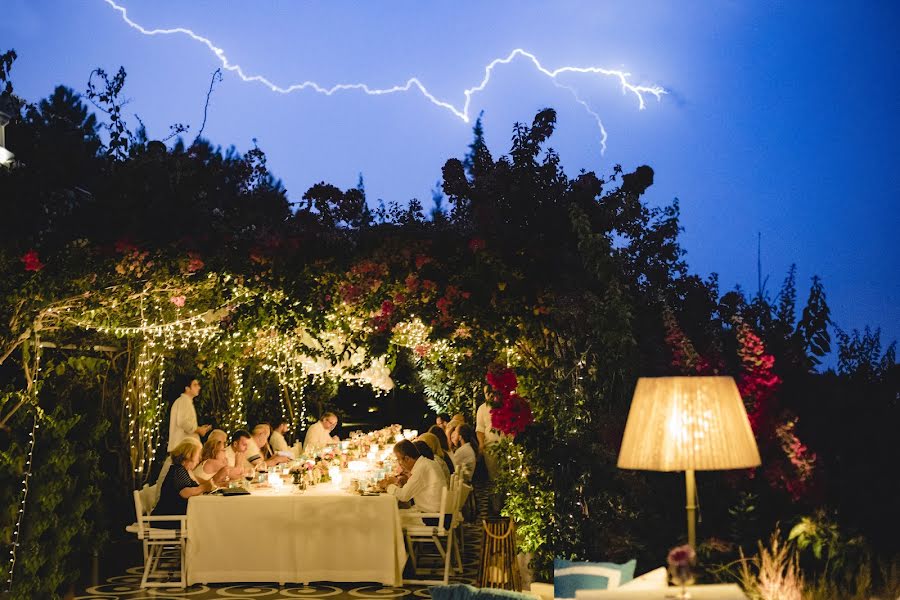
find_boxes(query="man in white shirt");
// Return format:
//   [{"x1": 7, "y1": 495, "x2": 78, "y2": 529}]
[
  {"x1": 269, "y1": 418, "x2": 290, "y2": 453},
  {"x1": 379, "y1": 440, "x2": 446, "y2": 524},
  {"x1": 154, "y1": 376, "x2": 211, "y2": 501},
  {"x1": 475, "y1": 385, "x2": 504, "y2": 513},
  {"x1": 167, "y1": 376, "x2": 211, "y2": 452},
  {"x1": 303, "y1": 412, "x2": 340, "y2": 451},
  {"x1": 223, "y1": 429, "x2": 253, "y2": 477}
]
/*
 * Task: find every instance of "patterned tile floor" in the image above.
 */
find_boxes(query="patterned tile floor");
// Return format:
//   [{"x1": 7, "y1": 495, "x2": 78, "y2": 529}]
[{"x1": 74, "y1": 492, "x2": 489, "y2": 600}]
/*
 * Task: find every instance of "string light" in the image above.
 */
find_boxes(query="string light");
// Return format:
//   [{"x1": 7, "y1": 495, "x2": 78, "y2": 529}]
[{"x1": 6, "y1": 405, "x2": 39, "y2": 591}]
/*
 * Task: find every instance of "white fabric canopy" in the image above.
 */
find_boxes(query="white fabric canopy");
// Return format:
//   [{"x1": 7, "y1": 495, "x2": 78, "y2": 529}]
[{"x1": 186, "y1": 485, "x2": 406, "y2": 585}]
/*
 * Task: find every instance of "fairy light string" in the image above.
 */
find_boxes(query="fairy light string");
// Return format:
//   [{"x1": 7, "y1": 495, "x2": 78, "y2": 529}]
[{"x1": 7, "y1": 339, "x2": 42, "y2": 592}]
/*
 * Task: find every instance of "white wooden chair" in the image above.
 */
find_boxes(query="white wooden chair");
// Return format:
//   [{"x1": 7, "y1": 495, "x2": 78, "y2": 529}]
[
  {"x1": 403, "y1": 477, "x2": 464, "y2": 585},
  {"x1": 454, "y1": 479, "x2": 473, "y2": 568},
  {"x1": 126, "y1": 489, "x2": 188, "y2": 588}
]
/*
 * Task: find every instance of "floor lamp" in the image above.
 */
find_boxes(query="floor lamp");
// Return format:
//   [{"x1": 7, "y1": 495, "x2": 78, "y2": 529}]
[{"x1": 617, "y1": 376, "x2": 761, "y2": 549}]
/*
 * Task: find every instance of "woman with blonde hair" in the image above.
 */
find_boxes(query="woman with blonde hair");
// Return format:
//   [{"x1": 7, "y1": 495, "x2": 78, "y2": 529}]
[
  {"x1": 152, "y1": 438, "x2": 211, "y2": 526},
  {"x1": 418, "y1": 432, "x2": 451, "y2": 483},
  {"x1": 194, "y1": 438, "x2": 230, "y2": 485}
]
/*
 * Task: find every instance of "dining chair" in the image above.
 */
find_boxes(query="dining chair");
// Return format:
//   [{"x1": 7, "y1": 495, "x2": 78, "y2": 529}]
[
  {"x1": 127, "y1": 490, "x2": 188, "y2": 588},
  {"x1": 403, "y1": 477, "x2": 464, "y2": 585}
]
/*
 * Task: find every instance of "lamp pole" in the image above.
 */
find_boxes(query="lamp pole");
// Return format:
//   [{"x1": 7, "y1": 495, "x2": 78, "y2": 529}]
[{"x1": 685, "y1": 469, "x2": 697, "y2": 549}]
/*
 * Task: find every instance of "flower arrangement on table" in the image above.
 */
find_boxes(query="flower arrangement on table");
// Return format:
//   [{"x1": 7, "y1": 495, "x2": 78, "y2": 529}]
[{"x1": 667, "y1": 544, "x2": 696, "y2": 598}]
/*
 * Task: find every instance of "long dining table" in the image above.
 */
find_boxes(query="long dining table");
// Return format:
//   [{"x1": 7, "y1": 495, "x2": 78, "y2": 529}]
[{"x1": 185, "y1": 483, "x2": 407, "y2": 586}]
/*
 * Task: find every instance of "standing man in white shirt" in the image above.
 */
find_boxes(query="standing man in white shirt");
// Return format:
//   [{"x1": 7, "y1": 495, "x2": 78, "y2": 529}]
[
  {"x1": 153, "y1": 376, "x2": 211, "y2": 503},
  {"x1": 303, "y1": 412, "x2": 340, "y2": 451},
  {"x1": 168, "y1": 376, "x2": 211, "y2": 452},
  {"x1": 475, "y1": 384, "x2": 503, "y2": 514}
]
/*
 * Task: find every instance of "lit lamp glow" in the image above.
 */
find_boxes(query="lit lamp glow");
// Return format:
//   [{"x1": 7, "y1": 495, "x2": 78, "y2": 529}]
[{"x1": 617, "y1": 376, "x2": 760, "y2": 549}]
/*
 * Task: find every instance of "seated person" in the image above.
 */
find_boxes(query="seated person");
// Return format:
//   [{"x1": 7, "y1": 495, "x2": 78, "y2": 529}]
[
  {"x1": 194, "y1": 438, "x2": 230, "y2": 485},
  {"x1": 251, "y1": 423, "x2": 289, "y2": 467},
  {"x1": 269, "y1": 418, "x2": 291, "y2": 453},
  {"x1": 152, "y1": 438, "x2": 212, "y2": 527},
  {"x1": 224, "y1": 429, "x2": 254, "y2": 477},
  {"x1": 450, "y1": 424, "x2": 478, "y2": 484},
  {"x1": 378, "y1": 440, "x2": 446, "y2": 525},
  {"x1": 207, "y1": 428, "x2": 228, "y2": 445},
  {"x1": 415, "y1": 435, "x2": 450, "y2": 484},
  {"x1": 303, "y1": 412, "x2": 340, "y2": 451},
  {"x1": 427, "y1": 425, "x2": 456, "y2": 474}
]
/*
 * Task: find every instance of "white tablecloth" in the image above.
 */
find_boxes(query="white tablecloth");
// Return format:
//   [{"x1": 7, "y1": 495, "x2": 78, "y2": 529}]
[{"x1": 186, "y1": 485, "x2": 406, "y2": 585}]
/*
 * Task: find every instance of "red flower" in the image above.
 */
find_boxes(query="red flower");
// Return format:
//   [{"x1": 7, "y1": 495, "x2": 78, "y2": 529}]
[
  {"x1": 381, "y1": 300, "x2": 395, "y2": 316},
  {"x1": 468, "y1": 238, "x2": 486, "y2": 252},
  {"x1": 114, "y1": 239, "x2": 138, "y2": 254},
  {"x1": 486, "y1": 367, "x2": 518, "y2": 401},
  {"x1": 490, "y1": 394, "x2": 534, "y2": 436},
  {"x1": 21, "y1": 250, "x2": 44, "y2": 272},
  {"x1": 415, "y1": 254, "x2": 432, "y2": 270},
  {"x1": 186, "y1": 252, "x2": 205, "y2": 273}
]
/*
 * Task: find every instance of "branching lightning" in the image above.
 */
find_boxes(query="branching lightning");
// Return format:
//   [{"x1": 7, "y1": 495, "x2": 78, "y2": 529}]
[{"x1": 103, "y1": 0, "x2": 666, "y2": 154}]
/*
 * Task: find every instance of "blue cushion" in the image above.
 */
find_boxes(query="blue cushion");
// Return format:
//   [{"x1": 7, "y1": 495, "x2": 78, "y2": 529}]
[
  {"x1": 553, "y1": 558, "x2": 637, "y2": 599},
  {"x1": 429, "y1": 584, "x2": 479, "y2": 600},
  {"x1": 428, "y1": 584, "x2": 536, "y2": 600}
]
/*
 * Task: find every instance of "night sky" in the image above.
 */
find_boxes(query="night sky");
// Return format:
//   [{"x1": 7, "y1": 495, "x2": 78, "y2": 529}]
[{"x1": 3, "y1": 1, "x2": 897, "y2": 362}]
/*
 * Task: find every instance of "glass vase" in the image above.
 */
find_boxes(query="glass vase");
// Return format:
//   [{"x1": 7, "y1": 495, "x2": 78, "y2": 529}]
[{"x1": 667, "y1": 564, "x2": 694, "y2": 599}]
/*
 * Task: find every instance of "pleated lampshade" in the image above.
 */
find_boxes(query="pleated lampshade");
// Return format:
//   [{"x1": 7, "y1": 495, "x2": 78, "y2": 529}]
[{"x1": 618, "y1": 376, "x2": 761, "y2": 471}]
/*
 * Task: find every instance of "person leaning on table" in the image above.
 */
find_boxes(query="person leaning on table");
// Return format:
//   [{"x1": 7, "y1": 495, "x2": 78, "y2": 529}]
[
  {"x1": 250, "y1": 423, "x2": 290, "y2": 467},
  {"x1": 193, "y1": 438, "x2": 231, "y2": 486},
  {"x1": 152, "y1": 438, "x2": 213, "y2": 527},
  {"x1": 377, "y1": 440, "x2": 445, "y2": 526},
  {"x1": 303, "y1": 412, "x2": 340, "y2": 451}
]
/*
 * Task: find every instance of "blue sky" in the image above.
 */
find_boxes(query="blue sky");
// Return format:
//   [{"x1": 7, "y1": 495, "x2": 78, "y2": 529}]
[{"x1": 3, "y1": 0, "x2": 898, "y2": 361}]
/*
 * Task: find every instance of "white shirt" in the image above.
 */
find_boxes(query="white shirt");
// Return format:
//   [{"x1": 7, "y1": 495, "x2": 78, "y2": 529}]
[
  {"x1": 435, "y1": 454, "x2": 451, "y2": 484},
  {"x1": 225, "y1": 445, "x2": 255, "y2": 470},
  {"x1": 270, "y1": 430, "x2": 289, "y2": 452},
  {"x1": 193, "y1": 460, "x2": 216, "y2": 482},
  {"x1": 387, "y1": 457, "x2": 446, "y2": 513},
  {"x1": 451, "y1": 442, "x2": 477, "y2": 484},
  {"x1": 167, "y1": 393, "x2": 199, "y2": 452},
  {"x1": 476, "y1": 402, "x2": 502, "y2": 447},
  {"x1": 303, "y1": 421, "x2": 335, "y2": 451}
]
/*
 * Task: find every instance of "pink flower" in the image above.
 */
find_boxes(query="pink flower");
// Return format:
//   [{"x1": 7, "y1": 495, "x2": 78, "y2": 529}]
[
  {"x1": 170, "y1": 295, "x2": 186, "y2": 307},
  {"x1": 21, "y1": 250, "x2": 45, "y2": 272},
  {"x1": 667, "y1": 545, "x2": 696, "y2": 569}
]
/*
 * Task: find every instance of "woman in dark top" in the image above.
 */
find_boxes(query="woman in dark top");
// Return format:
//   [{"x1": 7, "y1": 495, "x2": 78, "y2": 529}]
[
  {"x1": 153, "y1": 438, "x2": 212, "y2": 527},
  {"x1": 428, "y1": 425, "x2": 456, "y2": 475}
]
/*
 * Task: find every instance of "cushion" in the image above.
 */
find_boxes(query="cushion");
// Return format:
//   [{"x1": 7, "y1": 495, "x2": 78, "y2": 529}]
[
  {"x1": 529, "y1": 582, "x2": 554, "y2": 600},
  {"x1": 428, "y1": 584, "x2": 537, "y2": 600},
  {"x1": 618, "y1": 566, "x2": 667, "y2": 590},
  {"x1": 553, "y1": 558, "x2": 636, "y2": 600}
]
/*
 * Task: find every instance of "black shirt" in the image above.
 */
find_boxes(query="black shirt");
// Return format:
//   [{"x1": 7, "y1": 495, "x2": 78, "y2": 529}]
[{"x1": 152, "y1": 464, "x2": 198, "y2": 526}]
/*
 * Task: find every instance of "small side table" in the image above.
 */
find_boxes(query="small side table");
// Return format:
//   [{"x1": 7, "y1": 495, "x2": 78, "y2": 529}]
[{"x1": 575, "y1": 583, "x2": 750, "y2": 600}]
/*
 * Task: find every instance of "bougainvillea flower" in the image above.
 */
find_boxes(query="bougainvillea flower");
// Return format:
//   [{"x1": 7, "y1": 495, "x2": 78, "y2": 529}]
[{"x1": 21, "y1": 250, "x2": 45, "y2": 272}]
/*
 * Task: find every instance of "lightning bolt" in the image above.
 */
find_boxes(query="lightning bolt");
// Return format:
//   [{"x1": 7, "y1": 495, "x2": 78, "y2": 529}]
[{"x1": 103, "y1": 0, "x2": 666, "y2": 154}]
